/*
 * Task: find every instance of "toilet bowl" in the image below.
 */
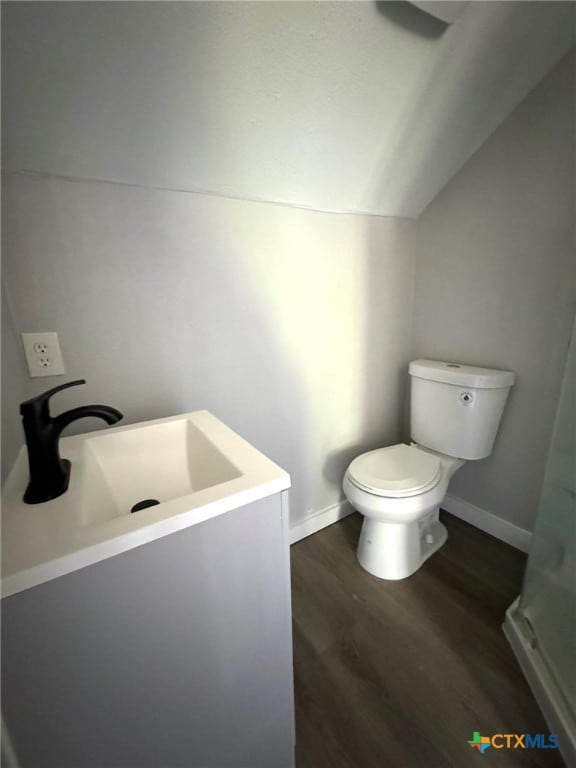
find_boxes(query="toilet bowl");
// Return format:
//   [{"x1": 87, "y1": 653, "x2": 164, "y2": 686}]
[
  {"x1": 343, "y1": 444, "x2": 464, "y2": 580},
  {"x1": 343, "y1": 359, "x2": 515, "y2": 581}
]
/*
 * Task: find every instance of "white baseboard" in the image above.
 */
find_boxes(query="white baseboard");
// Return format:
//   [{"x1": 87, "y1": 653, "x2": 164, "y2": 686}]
[
  {"x1": 442, "y1": 493, "x2": 532, "y2": 553},
  {"x1": 290, "y1": 500, "x2": 354, "y2": 545},
  {"x1": 290, "y1": 494, "x2": 532, "y2": 552}
]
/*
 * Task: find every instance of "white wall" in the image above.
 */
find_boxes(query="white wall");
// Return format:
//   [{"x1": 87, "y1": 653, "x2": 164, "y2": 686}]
[
  {"x1": 1, "y1": 284, "x2": 29, "y2": 482},
  {"x1": 413, "y1": 51, "x2": 576, "y2": 533},
  {"x1": 2, "y1": 1, "x2": 573, "y2": 217},
  {"x1": 2, "y1": 172, "x2": 416, "y2": 522}
]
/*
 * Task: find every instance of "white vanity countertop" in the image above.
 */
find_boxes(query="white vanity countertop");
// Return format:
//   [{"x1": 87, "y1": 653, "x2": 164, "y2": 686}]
[{"x1": 2, "y1": 411, "x2": 290, "y2": 598}]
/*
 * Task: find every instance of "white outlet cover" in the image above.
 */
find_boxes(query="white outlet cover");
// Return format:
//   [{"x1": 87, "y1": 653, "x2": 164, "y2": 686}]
[{"x1": 21, "y1": 332, "x2": 65, "y2": 377}]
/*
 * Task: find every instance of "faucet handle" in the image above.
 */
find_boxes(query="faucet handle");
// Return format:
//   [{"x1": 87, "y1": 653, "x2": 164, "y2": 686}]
[{"x1": 20, "y1": 379, "x2": 87, "y2": 415}]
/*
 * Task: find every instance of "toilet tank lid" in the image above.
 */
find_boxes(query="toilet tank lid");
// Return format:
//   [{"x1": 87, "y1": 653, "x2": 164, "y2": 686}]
[{"x1": 409, "y1": 359, "x2": 515, "y2": 389}]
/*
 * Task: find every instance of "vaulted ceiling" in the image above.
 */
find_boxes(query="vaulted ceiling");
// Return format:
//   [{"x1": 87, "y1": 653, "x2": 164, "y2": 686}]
[{"x1": 3, "y1": 1, "x2": 574, "y2": 217}]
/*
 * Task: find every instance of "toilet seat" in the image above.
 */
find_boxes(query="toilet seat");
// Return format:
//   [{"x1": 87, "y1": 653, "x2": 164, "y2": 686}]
[{"x1": 346, "y1": 444, "x2": 441, "y2": 498}]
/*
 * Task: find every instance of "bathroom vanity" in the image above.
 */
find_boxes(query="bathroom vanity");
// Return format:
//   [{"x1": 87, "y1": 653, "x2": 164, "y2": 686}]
[{"x1": 2, "y1": 412, "x2": 295, "y2": 768}]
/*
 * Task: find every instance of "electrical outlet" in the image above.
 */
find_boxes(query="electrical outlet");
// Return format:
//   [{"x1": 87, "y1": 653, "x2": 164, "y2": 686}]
[{"x1": 21, "y1": 332, "x2": 65, "y2": 377}]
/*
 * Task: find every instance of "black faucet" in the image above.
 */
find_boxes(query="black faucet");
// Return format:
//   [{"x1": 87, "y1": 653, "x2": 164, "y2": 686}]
[{"x1": 20, "y1": 379, "x2": 123, "y2": 504}]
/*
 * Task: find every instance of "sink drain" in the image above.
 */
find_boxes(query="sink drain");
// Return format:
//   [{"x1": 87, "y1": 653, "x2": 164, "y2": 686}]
[{"x1": 130, "y1": 499, "x2": 160, "y2": 513}]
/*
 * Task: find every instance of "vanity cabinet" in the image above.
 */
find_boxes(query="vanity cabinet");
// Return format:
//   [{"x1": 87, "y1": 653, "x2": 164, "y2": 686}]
[{"x1": 2, "y1": 491, "x2": 295, "y2": 768}]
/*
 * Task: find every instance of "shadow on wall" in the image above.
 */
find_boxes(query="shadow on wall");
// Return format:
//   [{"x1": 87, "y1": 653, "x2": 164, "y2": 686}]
[
  {"x1": 1, "y1": 282, "x2": 32, "y2": 483},
  {"x1": 374, "y1": 1, "x2": 447, "y2": 39}
]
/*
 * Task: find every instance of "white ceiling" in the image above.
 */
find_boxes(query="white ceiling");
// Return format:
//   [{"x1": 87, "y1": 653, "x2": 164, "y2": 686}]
[{"x1": 2, "y1": 1, "x2": 574, "y2": 218}]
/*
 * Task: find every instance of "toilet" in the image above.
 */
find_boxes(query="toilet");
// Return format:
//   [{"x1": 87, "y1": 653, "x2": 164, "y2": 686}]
[{"x1": 343, "y1": 359, "x2": 515, "y2": 580}]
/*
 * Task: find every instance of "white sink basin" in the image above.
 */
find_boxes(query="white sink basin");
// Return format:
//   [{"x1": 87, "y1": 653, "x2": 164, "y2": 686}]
[
  {"x1": 80, "y1": 417, "x2": 241, "y2": 526},
  {"x1": 2, "y1": 411, "x2": 290, "y2": 597}
]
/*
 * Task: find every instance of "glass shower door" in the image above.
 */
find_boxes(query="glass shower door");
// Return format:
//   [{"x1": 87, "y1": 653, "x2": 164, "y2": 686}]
[{"x1": 517, "y1": 318, "x2": 576, "y2": 727}]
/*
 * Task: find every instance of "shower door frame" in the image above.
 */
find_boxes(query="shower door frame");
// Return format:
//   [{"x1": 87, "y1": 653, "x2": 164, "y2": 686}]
[{"x1": 503, "y1": 315, "x2": 576, "y2": 767}]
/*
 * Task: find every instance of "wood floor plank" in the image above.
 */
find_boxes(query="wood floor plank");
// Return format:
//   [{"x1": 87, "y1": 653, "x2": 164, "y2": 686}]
[{"x1": 291, "y1": 511, "x2": 565, "y2": 768}]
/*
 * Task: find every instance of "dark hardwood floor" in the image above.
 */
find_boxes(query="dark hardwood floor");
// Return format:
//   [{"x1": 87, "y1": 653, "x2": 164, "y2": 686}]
[{"x1": 291, "y1": 511, "x2": 565, "y2": 768}]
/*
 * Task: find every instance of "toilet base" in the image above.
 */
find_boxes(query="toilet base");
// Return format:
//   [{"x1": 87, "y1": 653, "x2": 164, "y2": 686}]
[{"x1": 357, "y1": 511, "x2": 447, "y2": 580}]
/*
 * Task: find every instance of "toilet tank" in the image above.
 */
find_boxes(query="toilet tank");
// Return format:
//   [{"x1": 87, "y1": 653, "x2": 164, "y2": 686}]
[{"x1": 408, "y1": 360, "x2": 515, "y2": 460}]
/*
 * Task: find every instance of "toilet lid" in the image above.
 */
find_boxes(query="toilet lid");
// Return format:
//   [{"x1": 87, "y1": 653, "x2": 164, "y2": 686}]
[{"x1": 347, "y1": 444, "x2": 441, "y2": 498}]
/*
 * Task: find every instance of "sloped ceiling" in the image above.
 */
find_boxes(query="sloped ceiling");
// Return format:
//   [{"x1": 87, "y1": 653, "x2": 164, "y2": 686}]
[{"x1": 2, "y1": 1, "x2": 574, "y2": 217}]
